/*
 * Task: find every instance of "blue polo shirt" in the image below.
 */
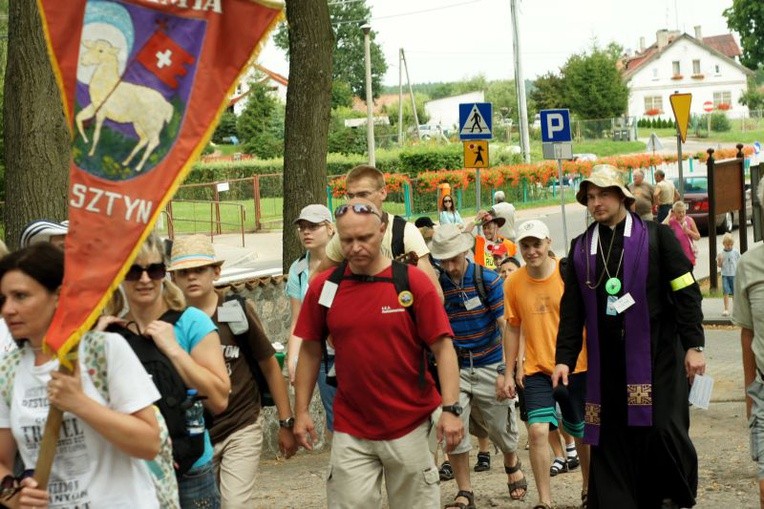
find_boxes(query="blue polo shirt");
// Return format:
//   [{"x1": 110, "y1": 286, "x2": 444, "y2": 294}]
[{"x1": 439, "y1": 262, "x2": 504, "y2": 367}]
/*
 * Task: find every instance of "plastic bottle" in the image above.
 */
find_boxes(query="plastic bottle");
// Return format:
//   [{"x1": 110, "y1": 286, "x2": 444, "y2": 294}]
[{"x1": 185, "y1": 389, "x2": 205, "y2": 436}]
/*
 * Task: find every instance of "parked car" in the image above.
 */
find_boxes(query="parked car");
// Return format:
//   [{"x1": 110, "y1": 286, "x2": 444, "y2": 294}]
[
  {"x1": 413, "y1": 124, "x2": 450, "y2": 140},
  {"x1": 672, "y1": 175, "x2": 752, "y2": 235}
]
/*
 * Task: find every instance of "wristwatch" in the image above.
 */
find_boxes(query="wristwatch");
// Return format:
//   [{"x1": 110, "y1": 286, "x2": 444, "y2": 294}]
[
  {"x1": 279, "y1": 417, "x2": 295, "y2": 428},
  {"x1": 692, "y1": 346, "x2": 704, "y2": 353},
  {"x1": 442, "y1": 403, "x2": 463, "y2": 416},
  {"x1": 496, "y1": 362, "x2": 507, "y2": 376}
]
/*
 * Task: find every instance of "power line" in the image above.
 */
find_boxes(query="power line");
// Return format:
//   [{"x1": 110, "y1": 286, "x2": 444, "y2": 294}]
[{"x1": 331, "y1": 0, "x2": 488, "y2": 26}]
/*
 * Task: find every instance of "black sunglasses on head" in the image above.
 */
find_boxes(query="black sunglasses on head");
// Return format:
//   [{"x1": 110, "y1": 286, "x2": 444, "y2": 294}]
[
  {"x1": 125, "y1": 262, "x2": 167, "y2": 282},
  {"x1": 1, "y1": 470, "x2": 34, "y2": 501},
  {"x1": 334, "y1": 203, "x2": 381, "y2": 219}
]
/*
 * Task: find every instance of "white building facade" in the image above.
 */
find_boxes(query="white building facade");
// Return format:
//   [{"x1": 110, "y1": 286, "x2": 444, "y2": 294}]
[{"x1": 623, "y1": 28, "x2": 753, "y2": 120}]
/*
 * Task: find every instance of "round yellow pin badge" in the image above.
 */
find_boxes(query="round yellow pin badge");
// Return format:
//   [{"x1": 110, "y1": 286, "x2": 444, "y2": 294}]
[{"x1": 398, "y1": 290, "x2": 414, "y2": 307}]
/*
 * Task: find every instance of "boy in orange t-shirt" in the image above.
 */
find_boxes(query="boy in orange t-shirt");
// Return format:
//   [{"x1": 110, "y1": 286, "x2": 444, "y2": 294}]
[{"x1": 500, "y1": 220, "x2": 590, "y2": 509}]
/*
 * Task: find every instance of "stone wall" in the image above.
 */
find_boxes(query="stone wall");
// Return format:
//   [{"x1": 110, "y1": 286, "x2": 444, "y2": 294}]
[{"x1": 221, "y1": 276, "x2": 330, "y2": 458}]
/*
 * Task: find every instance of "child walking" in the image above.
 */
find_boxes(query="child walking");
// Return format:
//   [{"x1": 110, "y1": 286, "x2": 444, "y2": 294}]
[{"x1": 716, "y1": 233, "x2": 741, "y2": 316}]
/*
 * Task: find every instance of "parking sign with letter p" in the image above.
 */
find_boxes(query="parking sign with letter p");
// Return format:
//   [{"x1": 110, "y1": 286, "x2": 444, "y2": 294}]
[{"x1": 540, "y1": 109, "x2": 572, "y2": 143}]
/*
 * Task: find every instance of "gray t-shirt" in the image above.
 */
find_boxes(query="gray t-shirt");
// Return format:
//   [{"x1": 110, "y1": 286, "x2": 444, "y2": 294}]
[{"x1": 732, "y1": 244, "x2": 764, "y2": 374}]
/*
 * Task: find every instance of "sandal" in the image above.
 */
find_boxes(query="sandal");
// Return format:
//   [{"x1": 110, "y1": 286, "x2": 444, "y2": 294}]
[
  {"x1": 566, "y1": 455, "x2": 580, "y2": 470},
  {"x1": 549, "y1": 458, "x2": 568, "y2": 477},
  {"x1": 581, "y1": 491, "x2": 588, "y2": 509},
  {"x1": 439, "y1": 461, "x2": 455, "y2": 482},
  {"x1": 474, "y1": 451, "x2": 491, "y2": 472},
  {"x1": 532, "y1": 504, "x2": 553, "y2": 509},
  {"x1": 505, "y1": 460, "x2": 527, "y2": 501},
  {"x1": 444, "y1": 490, "x2": 476, "y2": 509}
]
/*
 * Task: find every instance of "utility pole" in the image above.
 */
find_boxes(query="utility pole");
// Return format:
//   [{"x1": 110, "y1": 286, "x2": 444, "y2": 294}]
[
  {"x1": 401, "y1": 49, "x2": 420, "y2": 140},
  {"x1": 362, "y1": 23, "x2": 375, "y2": 166},
  {"x1": 510, "y1": 0, "x2": 530, "y2": 163}
]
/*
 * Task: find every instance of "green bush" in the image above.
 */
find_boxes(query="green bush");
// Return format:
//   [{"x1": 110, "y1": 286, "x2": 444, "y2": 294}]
[{"x1": 710, "y1": 112, "x2": 731, "y2": 132}]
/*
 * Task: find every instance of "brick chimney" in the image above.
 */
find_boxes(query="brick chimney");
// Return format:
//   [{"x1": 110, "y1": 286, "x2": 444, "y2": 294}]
[
  {"x1": 656, "y1": 29, "x2": 670, "y2": 50},
  {"x1": 639, "y1": 36, "x2": 645, "y2": 52},
  {"x1": 694, "y1": 25, "x2": 702, "y2": 40}
]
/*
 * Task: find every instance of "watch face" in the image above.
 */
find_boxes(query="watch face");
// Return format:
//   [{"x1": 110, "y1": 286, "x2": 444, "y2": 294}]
[{"x1": 443, "y1": 404, "x2": 463, "y2": 416}]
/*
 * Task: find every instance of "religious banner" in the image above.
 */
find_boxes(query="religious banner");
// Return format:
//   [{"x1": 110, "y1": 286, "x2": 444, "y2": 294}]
[{"x1": 37, "y1": 0, "x2": 283, "y2": 360}]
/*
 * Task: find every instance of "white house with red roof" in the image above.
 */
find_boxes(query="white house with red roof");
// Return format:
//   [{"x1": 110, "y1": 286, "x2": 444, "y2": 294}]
[
  {"x1": 622, "y1": 26, "x2": 753, "y2": 120},
  {"x1": 229, "y1": 63, "x2": 288, "y2": 116}
]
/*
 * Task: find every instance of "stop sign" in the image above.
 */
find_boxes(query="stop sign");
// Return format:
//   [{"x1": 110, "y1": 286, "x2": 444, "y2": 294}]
[{"x1": 703, "y1": 101, "x2": 714, "y2": 112}]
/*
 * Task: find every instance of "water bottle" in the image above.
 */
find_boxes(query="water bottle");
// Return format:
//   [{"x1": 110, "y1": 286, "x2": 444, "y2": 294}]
[{"x1": 185, "y1": 389, "x2": 205, "y2": 436}]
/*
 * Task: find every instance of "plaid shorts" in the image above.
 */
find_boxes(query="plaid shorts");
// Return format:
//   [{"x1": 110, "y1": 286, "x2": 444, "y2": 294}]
[{"x1": 747, "y1": 377, "x2": 764, "y2": 479}]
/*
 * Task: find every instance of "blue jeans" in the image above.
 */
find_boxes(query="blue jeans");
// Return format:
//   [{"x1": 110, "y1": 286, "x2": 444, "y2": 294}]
[
  {"x1": 317, "y1": 354, "x2": 337, "y2": 432},
  {"x1": 178, "y1": 461, "x2": 220, "y2": 509}
]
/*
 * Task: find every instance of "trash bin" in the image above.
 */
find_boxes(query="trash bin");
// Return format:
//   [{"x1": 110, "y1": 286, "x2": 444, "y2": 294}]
[
  {"x1": 613, "y1": 130, "x2": 621, "y2": 141},
  {"x1": 438, "y1": 183, "x2": 452, "y2": 211}
]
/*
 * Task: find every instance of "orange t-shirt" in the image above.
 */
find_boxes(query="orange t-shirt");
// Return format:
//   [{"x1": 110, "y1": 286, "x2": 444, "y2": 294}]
[{"x1": 504, "y1": 259, "x2": 587, "y2": 376}]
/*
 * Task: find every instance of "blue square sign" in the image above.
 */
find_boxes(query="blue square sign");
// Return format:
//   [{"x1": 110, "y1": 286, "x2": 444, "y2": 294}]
[
  {"x1": 540, "y1": 109, "x2": 572, "y2": 142},
  {"x1": 459, "y1": 103, "x2": 492, "y2": 140}
]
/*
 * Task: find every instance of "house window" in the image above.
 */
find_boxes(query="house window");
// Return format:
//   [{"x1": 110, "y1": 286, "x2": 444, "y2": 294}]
[
  {"x1": 713, "y1": 91, "x2": 732, "y2": 108},
  {"x1": 652, "y1": 68, "x2": 658, "y2": 80},
  {"x1": 672, "y1": 61, "x2": 681, "y2": 76},
  {"x1": 644, "y1": 96, "x2": 663, "y2": 114},
  {"x1": 714, "y1": 64, "x2": 721, "y2": 75},
  {"x1": 692, "y1": 60, "x2": 701, "y2": 75}
]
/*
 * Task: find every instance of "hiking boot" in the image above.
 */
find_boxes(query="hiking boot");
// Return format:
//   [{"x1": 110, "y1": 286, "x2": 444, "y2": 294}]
[{"x1": 474, "y1": 451, "x2": 491, "y2": 472}]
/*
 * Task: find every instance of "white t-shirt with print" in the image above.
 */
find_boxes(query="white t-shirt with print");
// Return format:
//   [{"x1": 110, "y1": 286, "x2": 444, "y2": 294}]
[
  {"x1": 0, "y1": 332, "x2": 161, "y2": 509},
  {"x1": 0, "y1": 319, "x2": 16, "y2": 355}
]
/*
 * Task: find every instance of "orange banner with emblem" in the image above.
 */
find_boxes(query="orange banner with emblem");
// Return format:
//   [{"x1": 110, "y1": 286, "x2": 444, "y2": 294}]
[{"x1": 36, "y1": 0, "x2": 283, "y2": 360}]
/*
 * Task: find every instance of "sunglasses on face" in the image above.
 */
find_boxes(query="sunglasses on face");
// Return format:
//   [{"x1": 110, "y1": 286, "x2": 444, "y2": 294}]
[
  {"x1": 1, "y1": 470, "x2": 34, "y2": 501},
  {"x1": 334, "y1": 203, "x2": 381, "y2": 219},
  {"x1": 125, "y1": 262, "x2": 167, "y2": 282},
  {"x1": 443, "y1": 199, "x2": 453, "y2": 203},
  {"x1": 296, "y1": 222, "x2": 325, "y2": 233}
]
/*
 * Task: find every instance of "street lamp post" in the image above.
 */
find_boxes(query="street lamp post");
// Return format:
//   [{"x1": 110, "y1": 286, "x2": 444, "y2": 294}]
[{"x1": 361, "y1": 23, "x2": 375, "y2": 166}]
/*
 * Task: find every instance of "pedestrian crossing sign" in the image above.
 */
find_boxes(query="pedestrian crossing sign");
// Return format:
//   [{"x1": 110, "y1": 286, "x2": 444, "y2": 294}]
[
  {"x1": 459, "y1": 103, "x2": 492, "y2": 140},
  {"x1": 464, "y1": 141, "x2": 489, "y2": 168}
]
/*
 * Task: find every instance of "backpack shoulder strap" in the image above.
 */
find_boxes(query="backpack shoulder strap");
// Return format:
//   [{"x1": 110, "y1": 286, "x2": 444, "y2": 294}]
[
  {"x1": 473, "y1": 263, "x2": 489, "y2": 308},
  {"x1": 390, "y1": 260, "x2": 416, "y2": 324},
  {"x1": 158, "y1": 309, "x2": 184, "y2": 325},
  {"x1": 391, "y1": 215, "x2": 406, "y2": 259},
  {"x1": 0, "y1": 348, "x2": 23, "y2": 407}
]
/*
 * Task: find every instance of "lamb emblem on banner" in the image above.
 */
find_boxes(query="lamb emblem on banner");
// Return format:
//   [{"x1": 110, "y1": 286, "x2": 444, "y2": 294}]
[{"x1": 73, "y1": 0, "x2": 202, "y2": 181}]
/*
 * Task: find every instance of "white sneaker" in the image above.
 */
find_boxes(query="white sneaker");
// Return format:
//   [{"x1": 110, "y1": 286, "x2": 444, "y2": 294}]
[{"x1": 722, "y1": 310, "x2": 730, "y2": 316}]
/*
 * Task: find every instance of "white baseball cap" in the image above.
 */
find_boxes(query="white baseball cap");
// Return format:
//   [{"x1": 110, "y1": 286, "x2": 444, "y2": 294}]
[
  {"x1": 293, "y1": 204, "x2": 332, "y2": 224},
  {"x1": 515, "y1": 220, "x2": 550, "y2": 242}
]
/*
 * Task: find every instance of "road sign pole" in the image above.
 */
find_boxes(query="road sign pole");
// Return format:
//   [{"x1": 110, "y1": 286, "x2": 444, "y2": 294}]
[
  {"x1": 475, "y1": 169, "x2": 482, "y2": 213},
  {"x1": 677, "y1": 129, "x2": 684, "y2": 199},
  {"x1": 557, "y1": 159, "x2": 569, "y2": 254}
]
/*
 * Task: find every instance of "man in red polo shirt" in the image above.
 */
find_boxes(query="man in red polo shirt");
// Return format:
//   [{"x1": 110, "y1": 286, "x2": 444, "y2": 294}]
[{"x1": 293, "y1": 198, "x2": 463, "y2": 508}]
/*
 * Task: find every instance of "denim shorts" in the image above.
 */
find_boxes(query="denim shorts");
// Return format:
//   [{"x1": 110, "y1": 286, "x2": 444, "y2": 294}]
[
  {"x1": 178, "y1": 461, "x2": 220, "y2": 509},
  {"x1": 747, "y1": 378, "x2": 764, "y2": 479},
  {"x1": 722, "y1": 275, "x2": 734, "y2": 296}
]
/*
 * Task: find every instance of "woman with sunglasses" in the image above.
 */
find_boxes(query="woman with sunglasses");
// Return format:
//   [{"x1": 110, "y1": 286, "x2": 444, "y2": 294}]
[
  {"x1": 0, "y1": 243, "x2": 163, "y2": 508},
  {"x1": 286, "y1": 205, "x2": 337, "y2": 434},
  {"x1": 439, "y1": 195, "x2": 464, "y2": 226},
  {"x1": 101, "y1": 233, "x2": 230, "y2": 509}
]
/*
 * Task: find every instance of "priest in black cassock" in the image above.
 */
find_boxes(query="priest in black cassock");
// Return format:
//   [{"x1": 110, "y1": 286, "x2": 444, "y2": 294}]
[{"x1": 553, "y1": 164, "x2": 706, "y2": 509}]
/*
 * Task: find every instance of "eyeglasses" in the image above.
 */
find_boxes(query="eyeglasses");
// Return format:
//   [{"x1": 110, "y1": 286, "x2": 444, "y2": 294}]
[
  {"x1": 296, "y1": 222, "x2": 325, "y2": 233},
  {"x1": 1, "y1": 470, "x2": 34, "y2": 501},
  {"x1": 443, "y1": 199, "x2": 453, "y2": 203},
  {"x1": 125, "y1": 262, "x2": 167, "y2": 282},
  {"x1": 334, "y1": 203, "x2": 381, "y2": 219}
]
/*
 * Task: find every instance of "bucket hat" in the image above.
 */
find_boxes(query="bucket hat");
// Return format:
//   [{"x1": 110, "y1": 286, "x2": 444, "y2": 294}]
[
  {"x1": 575, "y1": 164, "x2": 635, "y2": 207},
  {"x1": 167, "y1": 234, "x2": 224, "y2": 271},
  {"x1": 429, "y1": 224, "x2": 474, "y2": 260}
]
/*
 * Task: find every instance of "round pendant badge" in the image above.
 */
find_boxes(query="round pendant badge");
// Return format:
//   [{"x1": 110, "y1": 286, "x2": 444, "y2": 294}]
[
  {"x1": 398, "y1": 290, "x2": 414, "y2": 307},
  {"x1": 605, "y1": 277, "x2": 621, "y2": 295}
]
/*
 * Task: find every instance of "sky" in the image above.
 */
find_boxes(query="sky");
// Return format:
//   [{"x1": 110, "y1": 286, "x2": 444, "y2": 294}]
[{"x1": 257, "y1": 0, "x2": 737, "y2": 87}]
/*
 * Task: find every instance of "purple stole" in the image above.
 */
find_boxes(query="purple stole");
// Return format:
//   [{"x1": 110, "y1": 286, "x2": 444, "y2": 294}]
[{"x1": 573, "y1": 212, "x2": 651, "y2": 445}]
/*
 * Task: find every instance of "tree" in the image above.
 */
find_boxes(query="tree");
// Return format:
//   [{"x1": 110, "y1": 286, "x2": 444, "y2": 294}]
[
  {"x1": 562, "y1": 47, "x2": 629, "y2": 119},
  {"x1": 530, "y1": 72, "x2": 566, "y2": 111},
  {"x1": 723, "y1": 0, "x2": 764, "y2": 70},
  {"x1": 275, "y1": 0, "x2": 387, "y2": 105},
  {"x1": 211, "y1": 110, "x2": 239, "y2": 144},
  {"x1": 379, "y1": 93, "x2": 430, "y2": 130},
  {"x1": 739, "y1": 77, "x2": 764, "y2": 111},
  {"x1": 236, "y1": 80, "x2": 285, "y2": 158},
  {"x1": 4, "y1": 0, "x2": 69, "y2": 247},
  {"x1": 281, "y1": 0, "x2": 334, "y2": 270}
]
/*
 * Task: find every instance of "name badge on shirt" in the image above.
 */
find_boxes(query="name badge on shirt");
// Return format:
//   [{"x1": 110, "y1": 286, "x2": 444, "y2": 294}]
[
  {"x1": 612, "y1": 293, "x2": 635, "y2": 314},
  {"x1": 319, "y1": 281, "x2": 339, "y2": 308},
  {"x1": 464, "y1": 296, "x2": 482, "y2": 310}
]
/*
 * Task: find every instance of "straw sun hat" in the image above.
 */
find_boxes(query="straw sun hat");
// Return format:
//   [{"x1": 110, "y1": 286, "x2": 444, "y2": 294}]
[
  {"x1": 575, "y1": 164, "x2": 635, "y2": 207},
  {"x1": 428, "y1": 224, "x2": 475, "y2": 260},
  {"x1": 167, "y1": 234, "x2": 224, "y2": 272}
]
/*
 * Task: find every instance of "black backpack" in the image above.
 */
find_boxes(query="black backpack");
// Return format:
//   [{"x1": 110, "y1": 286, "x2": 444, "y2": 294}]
[
  {"x1": 391, "y1": 214, "x2": 407, "y2": 259},
  {"x1": 106, "y1": 309, "x2": 204, "y2": 477},
  {"x1": 321, "y1": 260, "x2": 438, "y2": 390}
]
